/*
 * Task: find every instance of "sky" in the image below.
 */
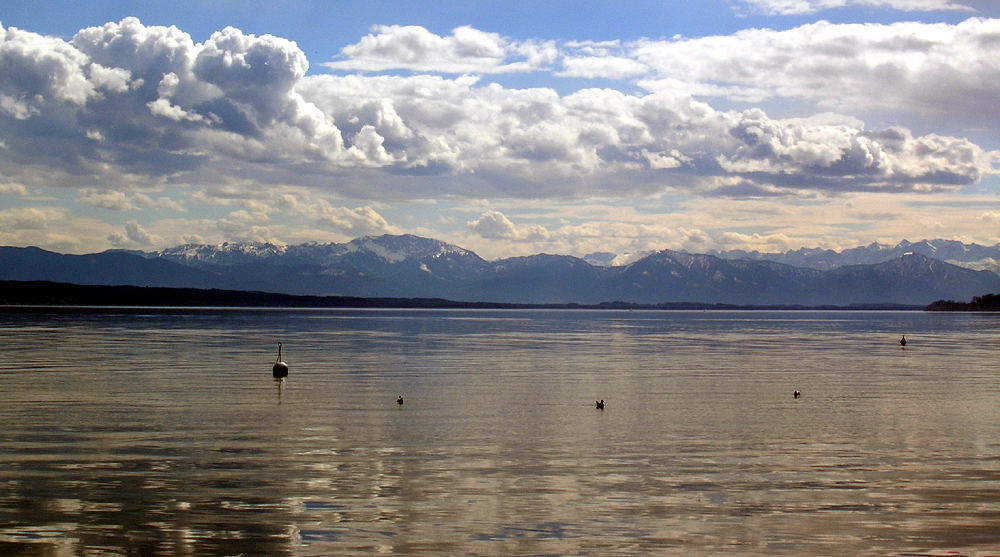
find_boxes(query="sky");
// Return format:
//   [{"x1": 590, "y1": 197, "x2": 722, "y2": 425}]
[{"x1": 1, "y1": 0, "x2": 998, "y2": 259}]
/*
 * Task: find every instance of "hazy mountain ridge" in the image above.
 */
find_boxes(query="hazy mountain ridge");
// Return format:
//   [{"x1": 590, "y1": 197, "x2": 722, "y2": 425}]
[
  {"x1": 0, "y1": 246, "x2": 231, "y2": 289},
  {"x1": 3, "y1": 235, "x2": 999, "y2": 306},
  {"x1": 712, "y1": 239, "x2": 1000, "y2": 273}
]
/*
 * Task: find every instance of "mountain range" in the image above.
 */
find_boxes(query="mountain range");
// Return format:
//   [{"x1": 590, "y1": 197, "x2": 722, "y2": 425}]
[
  {"x1": 2, "y1": 235, "x2": 999, "y2": 306},
  {"x1": 709, "y1": 239, "x2": 1000, "y2": 273}
]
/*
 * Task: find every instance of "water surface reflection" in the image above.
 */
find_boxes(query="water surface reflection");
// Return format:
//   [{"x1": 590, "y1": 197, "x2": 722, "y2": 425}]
[{"x1": 1, "y1": 309, "x2": 998, "y2": 555}]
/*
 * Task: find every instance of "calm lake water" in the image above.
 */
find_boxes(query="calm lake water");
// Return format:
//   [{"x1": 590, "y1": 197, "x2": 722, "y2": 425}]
[{"x1": 0, "y1": 308, "x2": 998, "y2": 556}]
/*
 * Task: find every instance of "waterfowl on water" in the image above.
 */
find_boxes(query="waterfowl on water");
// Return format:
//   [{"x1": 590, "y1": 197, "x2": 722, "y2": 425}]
[
  {"x1": 397, "y1": 395, "x2": 404, "y2": 405},
  {"x1": 272, "y1": 342, "x2": 288, "y2": 378},
  {"x1": 899, "y1": 335, "x2": 907, "y2": 347},
  {"x1": 596, "y1": 399, "x2": 604, "y2": 410},
  {"x1": 793, "y1": 390, "x2": 801, "y2": 398}
]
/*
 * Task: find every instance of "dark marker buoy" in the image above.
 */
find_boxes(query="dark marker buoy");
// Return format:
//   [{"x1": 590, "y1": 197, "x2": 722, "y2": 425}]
[
  {"x1": 272, "y1": 342, "x2": 288, "y2": 378},
  {"x1": 596, "y1": 399, "x2": 604, "y2": 410},
  {"x1": 899, "y1": 335, "x2": 907, "y2": 347}
]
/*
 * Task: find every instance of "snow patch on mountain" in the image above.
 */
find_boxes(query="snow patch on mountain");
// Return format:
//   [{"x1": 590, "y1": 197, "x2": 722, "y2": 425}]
[{"x1": 950, "y1": 258, "x2": 1000, "y2": 274}]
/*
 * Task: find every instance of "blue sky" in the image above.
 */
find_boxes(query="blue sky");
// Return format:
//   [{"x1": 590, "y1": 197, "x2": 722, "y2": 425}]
[{"x1": 1, "y1": 0, "x2": 998, "y2": 258}]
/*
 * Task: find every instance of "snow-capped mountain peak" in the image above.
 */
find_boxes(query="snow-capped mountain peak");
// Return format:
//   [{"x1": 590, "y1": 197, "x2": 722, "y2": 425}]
[
  {"x1": 156, "y1": 241, "x2": 287, "y2": 265},
  {"x1": 345, "y1": 234, "x2": 477, "y2": 263}
]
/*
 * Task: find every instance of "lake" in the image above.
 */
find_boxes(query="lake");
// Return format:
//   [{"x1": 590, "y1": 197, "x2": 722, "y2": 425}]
[{"x1": 0, "y1": 308, "x2": 998, "y2": 555}]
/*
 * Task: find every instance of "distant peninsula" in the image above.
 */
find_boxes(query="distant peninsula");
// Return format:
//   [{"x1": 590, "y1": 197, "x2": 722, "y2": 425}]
[
  {"x1": 0, "y1": 280, "x2": 924, "y2": 311},
  {"x1": 926, "y1": 293, "x2": 1000, "y2": 311}
]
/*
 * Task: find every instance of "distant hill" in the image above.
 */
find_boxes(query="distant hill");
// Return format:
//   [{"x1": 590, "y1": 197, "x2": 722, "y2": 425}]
[
  {"x1": 0, "y1": 281, "x2": 512, "y2": 309},
  {"x1": 2, "y1": 235, "x2": 999, "y2": 306},
  {"x1": 0, "y1": 281, "x2": 923, "y2": 310}
]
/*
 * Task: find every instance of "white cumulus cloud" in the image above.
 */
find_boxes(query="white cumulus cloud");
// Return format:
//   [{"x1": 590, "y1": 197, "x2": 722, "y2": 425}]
[
  {"x1": 732, "y1": 0, "x2": 976, "y2": 16},
  {"x1": 0, "y1": 181, "x2": 29, "y2": 195},
  {"x1": 619, "y1": 18, "x2": 1000, "y2": 126},
  {"x1": 324, "y1": 24, "x2": 557, "y2": 74},
  {"x1": 468, "y1": 210, "x2": 549, "y2": 241},
  {"x1": 0, "y1": 16, "x2": 997, "y2": 250}
]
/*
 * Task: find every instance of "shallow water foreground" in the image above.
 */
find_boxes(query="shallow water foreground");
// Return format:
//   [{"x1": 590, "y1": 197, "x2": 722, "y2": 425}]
[{"x1": 0, "y1": 308, "x2": 998, "y2": 555}]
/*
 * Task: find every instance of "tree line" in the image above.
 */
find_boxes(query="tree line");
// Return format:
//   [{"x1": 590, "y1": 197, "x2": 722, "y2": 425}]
[{"x1": 926, "y1": 293, "x2": 1000, "y2": 311}]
